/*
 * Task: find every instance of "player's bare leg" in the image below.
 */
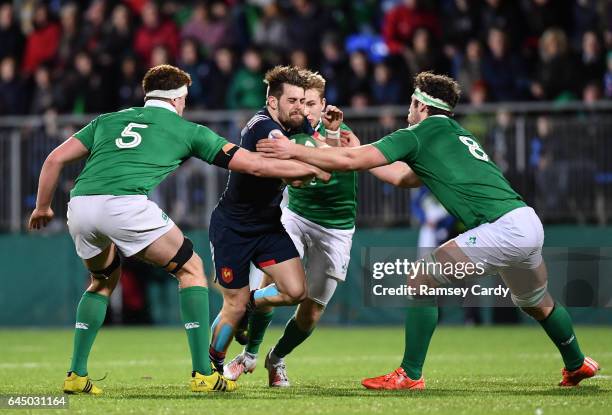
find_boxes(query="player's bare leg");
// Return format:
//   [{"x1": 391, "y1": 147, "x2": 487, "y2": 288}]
[
  {"x1": 500, "y1": 263, "x2": 598, "y2": 386},
  {"x1": 209, "y1": 286, "x2": 251, "y2": 372},
  {"x1": 362, "y1": 240, "x2": 471, "y2": 390},
  {"x1": 64, "y1": 244, "x2": 121, "y2": 395},
  {"x1": 254, "y1": 258, "x2": 307, "y2": 307},
  {"x1": 135, "y1": 225, "x2": 236, "y2": 391}
]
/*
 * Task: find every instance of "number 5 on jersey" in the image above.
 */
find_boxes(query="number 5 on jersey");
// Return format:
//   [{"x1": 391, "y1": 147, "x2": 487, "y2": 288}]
[
  {"x1": 116, "y1": 123, "x2": 148, "y2": 149},
  {"x1": 459, "y1": 135, "x2": 489, "y2": 161}
]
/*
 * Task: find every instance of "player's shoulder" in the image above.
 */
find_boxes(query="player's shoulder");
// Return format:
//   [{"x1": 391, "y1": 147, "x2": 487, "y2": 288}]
[{"x1": 245, "y1": 110, "x2": 275, "y2": 131}]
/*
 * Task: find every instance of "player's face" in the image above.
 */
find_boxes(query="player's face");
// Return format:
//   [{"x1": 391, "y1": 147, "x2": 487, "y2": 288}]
[
  {"x1": 407, "y1": 97, "x2": 425, "y2": 126},
  {"x1": 173, "y1": 95, "x2": 187, "y2": 116},
  {"x1": 277, "y1": 84, "x2": 306, "y2": 129},
  {"x1": 304, "y1": 88, "x2": 325, "y2": 128}
]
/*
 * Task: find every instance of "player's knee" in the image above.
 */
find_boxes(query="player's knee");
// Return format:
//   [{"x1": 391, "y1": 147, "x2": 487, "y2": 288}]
[
  {"x1": 176, "y1": 254, "x2": 207, "y2": 288},
  {"x1": 283, "y1": 286, "x2": 306, "y2": 304},
  {"x1": 221, "y1": 299, "x2": 247, "y2": 321},
  {"x1": 513, "y1": 285, "x2": 550, "y2": 319}
]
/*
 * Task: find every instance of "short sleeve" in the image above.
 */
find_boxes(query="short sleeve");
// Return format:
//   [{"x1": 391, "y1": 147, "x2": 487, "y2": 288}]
[
  {"x1": 251, "y1": 119, "x2": 280, "y2": 143},
  {"x1": 371, "y1": 128, "x2": 420, "y2": 163},
  {"x1": 191, "y1": 124, "x2": 229, "y2": 164},
  {"x1": 73, "y1": 117, "x2": 98, "y2": 150}
]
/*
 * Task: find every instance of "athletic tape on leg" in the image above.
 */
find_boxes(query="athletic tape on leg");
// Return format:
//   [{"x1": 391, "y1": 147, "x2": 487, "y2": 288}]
[{"x1": 253, "y1": 283, "x2": 279, "y2": 301}]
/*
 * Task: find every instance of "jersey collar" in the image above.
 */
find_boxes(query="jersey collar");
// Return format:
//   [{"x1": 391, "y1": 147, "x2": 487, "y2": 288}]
[{"x1": 144, "y1": 99, "x2": 178, "y2": 114}]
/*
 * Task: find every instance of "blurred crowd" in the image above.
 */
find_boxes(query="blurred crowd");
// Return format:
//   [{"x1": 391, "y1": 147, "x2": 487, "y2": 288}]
[{"x1": 0, "y1": 0, "x2": 611, "y2": 116}]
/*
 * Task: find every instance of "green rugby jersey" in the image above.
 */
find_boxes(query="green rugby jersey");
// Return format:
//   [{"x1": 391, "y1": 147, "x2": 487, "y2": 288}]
[
  {"x1": 287, "y1": 122, "x2": 357, "y2": 230},
  {"x1": 372, "y1": 115, "x2": 525, "y2": 229},
  {"x1": 70, "y1": 102, "x2": 228, "y2": 197}
]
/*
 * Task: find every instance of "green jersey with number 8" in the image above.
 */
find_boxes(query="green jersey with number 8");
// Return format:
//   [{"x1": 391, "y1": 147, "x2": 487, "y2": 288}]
[
  {"x1": 287, "y1": 122, "x2": 357, "y2": 230},
  {"x1": 372, "y1": 115, "x2": 525, "y2": 229},
  {"x1": 70, "y1": 104, "x2": 228, "y2": 198}
]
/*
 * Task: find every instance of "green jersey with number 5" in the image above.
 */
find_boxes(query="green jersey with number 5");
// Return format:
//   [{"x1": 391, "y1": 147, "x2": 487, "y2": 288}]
[
  {"x1": 372, "y1": 115, "x2": 525, "y2": 229},
  {"x1": 70, "y1": 104, "x2": 228, "y2": 197},
  {"x1": 287, "y1": 122, "x2": 357, "y2": 229}
]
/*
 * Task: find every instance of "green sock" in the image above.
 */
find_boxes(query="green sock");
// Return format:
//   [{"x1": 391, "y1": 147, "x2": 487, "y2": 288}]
[
  {"x1": 272, "y1": 317, "x2": 313, "y2": 358},
  {"x1": 245, "y1": 310, "x2": 274, "y2": 355},
  {"x1": 400, "y1": 300, "x2": 438, "y2": 380},
  {"x1": 538, "y1": 303, "x2": 584, "y2": 371},
  {"x1": 179, "y1": 286, "x2": 212, "y2": 375},
  {"x1": 69, "y1": 291, "x2": 109, "y2": 376}
]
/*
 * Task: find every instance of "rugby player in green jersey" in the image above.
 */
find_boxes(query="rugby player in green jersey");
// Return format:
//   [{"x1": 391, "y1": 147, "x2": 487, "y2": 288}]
[
  {"x1": 256, "y1": 71, "x2": 599, "y2": 390},
  {"x1": 28, "y1": 64, "x2": 329, "y2": 395}
]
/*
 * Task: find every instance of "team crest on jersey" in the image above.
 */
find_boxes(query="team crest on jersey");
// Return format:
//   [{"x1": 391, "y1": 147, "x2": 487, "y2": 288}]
[{"x1": 221, "y1": 267, "x2": 234, "y2": 283}]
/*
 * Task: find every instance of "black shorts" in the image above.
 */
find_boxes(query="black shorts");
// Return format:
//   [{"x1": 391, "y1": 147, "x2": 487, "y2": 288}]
[{"x1": 209, "y1": 212, "x2": 299, "y2": 289}]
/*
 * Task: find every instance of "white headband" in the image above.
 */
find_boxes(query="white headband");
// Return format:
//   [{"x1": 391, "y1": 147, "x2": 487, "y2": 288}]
[
  {"x1": 412, "y1": 87, "x2": 453, "y2": 111},
  {"x1": 145, "y1": 84, "x2": 188, "y2": 99}
]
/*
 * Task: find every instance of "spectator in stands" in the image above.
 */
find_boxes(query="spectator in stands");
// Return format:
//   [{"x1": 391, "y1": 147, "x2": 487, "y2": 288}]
[
  {"x1": 29, "y1": 65, "x2": 59, "y2": 115},
  {"x1": 404, "y1": 27, "x2": 448, "y2": 78},
  {"x1": 482, "y1": 27, "x2": 528, "y2": 101},
  {"x1": 531, "y1": 28, "x2": 579, "y2": 100},
  {"x1": 62, "y1": 51, "x2": 108, "y2": 114},
  {"x1": 289, "y1": 49, "x2": 309, "y2": 69},
  {"x1": 382, "y1": 0, "x2": 440, "y2": 55},
  {"x1": 197, "y1": 1, "x2": 235, "y2": 54},
  {"x1": 479, "y1": 0, "x2": 523, "y2": 45},
  {"x1": 204, "y1": 47, "x2": 235, "y2": 109},
  {"x1": 344, "y1": 50, "x2": 371, "y2": 105},
  {"x1": 460, "y1": 80, "x2": 489, "y2": 141},
  {"x1": 0, "y1": 56, "x2": 26, "y2": 115},
  {"x1": 286, "y1": 0, "x2": 329, "y2": 59},
  {"x1": 226, "y1": 48, "x2": 265, "y2": 110},
  {"x1": 81, "y1": 0, "x2": 107, "y2": 59},
  {"x1": 22, "y1": 3, "x2": 61, "y2": 75},
  {"x1": 0, "y1": 3, "x2": 24, "y2": 61},
  {"x1": 572, "y1": 0, "x2": 601, "y2": 46},
  {"x1": 133, "y1": 2, "x2": 179, "y2": 67},
  {"x1": 150, "y1": 44, "x2": 171, "y2": 67},
  {"x1": 455, "y1": 39, "x2": 483, "y2": 100},
  {"x1": 115, "y1": 55, "x2": 143, "y2": 109},
  {"x1": 178, "y1": 38, "x2": 207, "y2": 108},
  {"x1": 579, "y1": 30, "x2": 605, "y2": 88},
  {"x1": 488, "y1": 109, "x2": 514, "y2": 175},
  {"x1": 180, "y1": 2, "x2": 212, "y2": 51},
  {"x1": 370, "y1": 61, "x2": 402, "y2": 105},
  {"x1": 319, "y1": 34, "x2": 347, "y2": 104},
  {"x1": 99, "y1": 4, "x2": 133, "y2": 70},
  {"x1": 253, "y1": 1, "x2": 289, "y2": 54},
  {"x1": 56, "y1": 3, "x2": 83, "y2": 74},
  {"x1": 441, "y1": 0, "x2": 479, "y2": 50}
]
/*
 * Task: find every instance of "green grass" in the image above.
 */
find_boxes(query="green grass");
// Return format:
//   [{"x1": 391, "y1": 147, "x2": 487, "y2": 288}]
[{"x1": 0, "y1": 326, "x2": 610, "y2": 414}]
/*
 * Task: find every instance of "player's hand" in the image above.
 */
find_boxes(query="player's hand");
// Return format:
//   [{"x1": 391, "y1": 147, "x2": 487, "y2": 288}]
[
  {"x1": 28, "y1": 207, "x2": 54, "y2": 230},
  {"x1": 312, "y1": 166, "x2": 331, "y2": 183},
  {"x1": 256, "y1": 135, "x2": 294, "y2": 159},
  {"x1": 322, "y1": 105, "x2": 343, "y2": 132},
  {"x1": 340, "y1": 130, "x2": 361, "y2": 147}
]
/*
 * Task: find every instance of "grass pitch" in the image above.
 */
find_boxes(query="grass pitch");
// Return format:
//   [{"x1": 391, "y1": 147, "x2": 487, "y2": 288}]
[{"x1": 1, "y1": 326, "x2": 610, "y2": 414}]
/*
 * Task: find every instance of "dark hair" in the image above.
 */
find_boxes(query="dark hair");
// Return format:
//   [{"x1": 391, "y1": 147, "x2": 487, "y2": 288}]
[
  {"x1": 264, "y1": 65, "x2": 308, "y2": 99},
  {"x1": 142, "y1": 64, "x2": 192, "y2": 97},
  {"x1": 414, "y1": 71, "x2": 461, "y2": 116}
]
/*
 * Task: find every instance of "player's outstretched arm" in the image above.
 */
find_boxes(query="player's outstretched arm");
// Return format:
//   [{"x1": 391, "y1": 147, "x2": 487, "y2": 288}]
[
  {"x1": 227, "y1": 146, "x2": 331, "y2": 182},
  {"x1": 370, "y1": 162, "x2": 422, "y2": 188},
  {"x1": 29, "y1": 137, "x2": 90, "y2": 230},
  {"x1": 256, "y1": 134, "x2": 388, "y2": 172}
]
